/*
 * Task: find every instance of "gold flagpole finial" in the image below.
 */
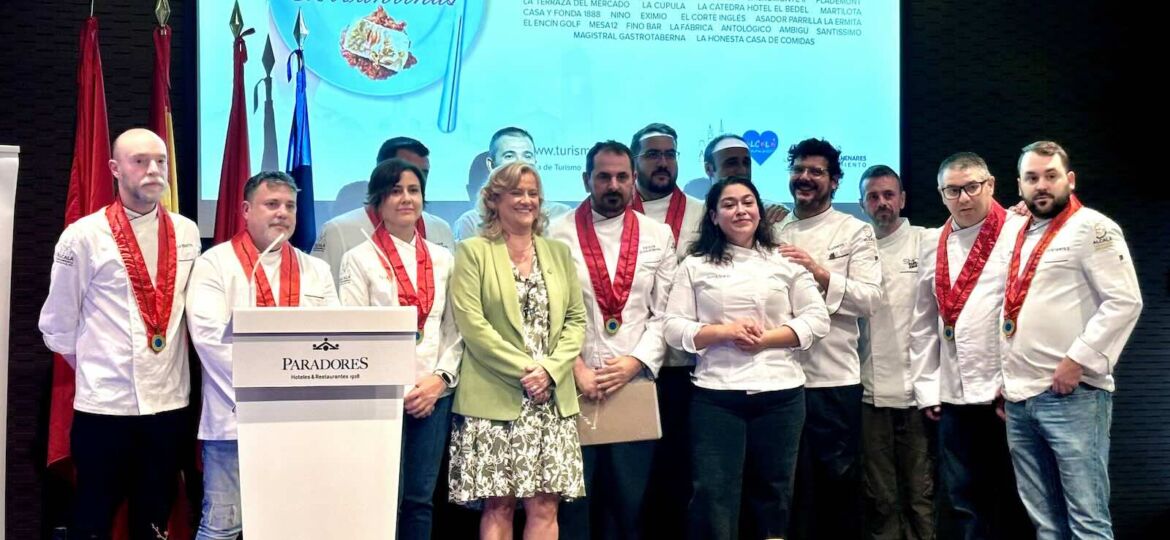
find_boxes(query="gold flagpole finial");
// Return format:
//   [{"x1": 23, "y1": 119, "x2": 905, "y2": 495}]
[
  {"x1": 293, "y1": 9, "x2": 309, "y2": 50},
  {"x1": 230, "y1": 1, "x2": 244, "y2": 39},
  {"x1": 155, "y1": 0, "x2": 171, "y2": 27}
]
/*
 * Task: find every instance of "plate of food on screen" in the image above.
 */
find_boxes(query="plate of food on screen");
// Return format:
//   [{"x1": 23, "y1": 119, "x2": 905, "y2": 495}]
[
  {"x1": 340, "y1": 7, "x2": 418, "y2": 80},
  {"x1": 269, "y1": 2, "x2": 483, "y2": 97}
]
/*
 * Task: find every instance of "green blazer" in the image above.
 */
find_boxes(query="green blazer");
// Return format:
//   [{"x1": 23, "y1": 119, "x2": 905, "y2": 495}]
[{"x1": 451, "y1": 235, "x2": 586, "y2": 421}]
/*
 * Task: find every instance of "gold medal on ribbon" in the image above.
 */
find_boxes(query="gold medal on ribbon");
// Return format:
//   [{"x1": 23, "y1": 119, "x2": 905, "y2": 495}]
[
  {"x1": 150, "y1": 334, "x2": 166, "y2": 353},
  {"x1": 605, "y1": 318, "x2": 621, "y2": 335}
]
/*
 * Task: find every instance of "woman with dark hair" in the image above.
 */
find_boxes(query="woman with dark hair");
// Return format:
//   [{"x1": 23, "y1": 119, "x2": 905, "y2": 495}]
[
  {"x1": 663, "y1": 176, "x2": 830, "y2": 539},
  {"x1": 337, "y1": 157, "x2": 462, "y2": 539}
]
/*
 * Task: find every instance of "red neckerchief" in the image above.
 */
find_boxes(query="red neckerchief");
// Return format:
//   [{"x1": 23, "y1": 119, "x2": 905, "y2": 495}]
[
  {"x1": 1003, "y1": 194, "x2": 1083, "y2": 337},
  {"x1": 935, "y1": 203, "x2": 1006, "y2": 340},
  {"x1": 231, "y1": 230, "x2": 300, "y2": 307},
  {"x1": 104, "y1": 199, "x2": 177, "y2": 353},
  {"x1": 373, "y1": 225, "x2": 435, "y2": 334},
  {"x1": 631, "y1": 186, "x2": 686, "y2": 243},
  {"x1": 574, "y1": 199, "x2": 640, "y2": 335}
]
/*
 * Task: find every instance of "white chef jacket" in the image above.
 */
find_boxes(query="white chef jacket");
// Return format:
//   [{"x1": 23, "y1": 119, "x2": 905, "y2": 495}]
[
  {"x1": 186, "y1": 240, "x2": 339, "y2": 440},
  {"x1": 909, "y1": 213, "x2": 1026, "y2": 407},
  {"x1": 860, "y1": 219, "x2": 929, "y2": 408},
  {"x1": 636, "y1": 190, "x2": 705, "y2": 368},
  {"x1": 1000, "y1": 207, "x2": 1142, "y2": 402},
  {"x1": 547, "y1": 208, "x2": 677, "y2": 377},
  {"x1": 636, "y1": 190, "x2": 706, "y2": 260},
  {"x1": 39, "y1": 205, "x2": 201, "y2": 416},
  {"x1": 774, "y1": 208, "x2": 883, "y2": 388},
  {"x1": 664, "y1": 244, "x2": 831, "y2": 391},
  {"x1": 338, "y1": 232, "x2": 463, "y2": 392},
  {"x1": 312, "y1": 206, "x2": 455, "y2": 283}
]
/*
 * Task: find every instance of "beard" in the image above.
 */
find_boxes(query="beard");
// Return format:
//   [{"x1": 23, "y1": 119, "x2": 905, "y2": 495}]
[
  {"x1": 871, "y1": 208, "x2": 897, "y2": 229},
  {"x1": 1026, "y1": 191, "x2": 1070, "y2": 219},
  {"x1": 592, "y1": 191, "x2": 628, "y2": 216},
  {"x1": 636, "y1": 167, "x2": 677, "y2": 196}
]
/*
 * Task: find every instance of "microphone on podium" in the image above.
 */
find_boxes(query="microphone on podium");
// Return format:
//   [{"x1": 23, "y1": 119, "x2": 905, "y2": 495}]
[{"x1": 249, "y1": 232, "x2": 286, "y2": 306}]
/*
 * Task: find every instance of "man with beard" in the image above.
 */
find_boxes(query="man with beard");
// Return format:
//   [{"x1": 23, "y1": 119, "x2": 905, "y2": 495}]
[
  {"x1": 909, "y1": 152, "x2": 1032, "y2": 539},
  {"x1": 186, "y1": 171, "x2": 339, "y2": 538},
  {"x1": 625, "y1": 123, "x2": 705, "y2": 538},
  {"x1": 454, "y1": 127, "x2": 572, "y2": 241},
  {"x1": 1000, "y1": 141, "x2": 1141, "y2": 539},
  {"x1": 312, "y1": 137, "x2": 455, "y2": 282},
  {"x1": 549, "y1": 141, "x2": 677, "y2": 539},
  {"x1": 858, "y1": 165, "x2": 935, "y2": 540},
  {"x1": 773, "y1": 137, "x2": 883, "y2": 540},
  {"x1": 39, "y1": 128, "x2": 202, "y2": 538}
]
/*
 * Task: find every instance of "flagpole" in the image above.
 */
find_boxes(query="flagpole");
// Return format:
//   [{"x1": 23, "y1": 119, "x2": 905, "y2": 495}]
[
  {"x1": 213, "y1": 0, "x2": 254, "y2": 243},
  {"x1": 151, "y1": 0, "x2": 179, "y2": 212},
  {"x1": 286, "y1": 9, "x2": 316, "y2": 252}
]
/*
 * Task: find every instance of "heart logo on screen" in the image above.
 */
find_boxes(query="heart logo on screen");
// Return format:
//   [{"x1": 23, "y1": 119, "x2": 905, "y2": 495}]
[{"x1": 743, "y1": 130, "x2": 779, "y2": 165}]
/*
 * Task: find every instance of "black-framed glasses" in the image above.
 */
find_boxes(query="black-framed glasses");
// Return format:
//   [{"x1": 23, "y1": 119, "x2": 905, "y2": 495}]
[
  {"x1": 638, "y1": 149, "x2": 678, "y2": 161},
  {"x1": 940, "y1": 179, "x2": 989, "y2": 200},
  {"x1": 789, "y1": 165, "x2": 828, "y2": 178}
]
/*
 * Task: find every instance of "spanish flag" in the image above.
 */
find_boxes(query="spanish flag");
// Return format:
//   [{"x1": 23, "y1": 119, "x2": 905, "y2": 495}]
[{"x1": 150, "y1": 22, "x2": 179, "y2": 212}]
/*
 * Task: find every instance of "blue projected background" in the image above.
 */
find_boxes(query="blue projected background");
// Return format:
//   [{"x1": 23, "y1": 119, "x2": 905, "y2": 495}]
[{"x1": 197, "y1": 0, "x2": 899, "y2": 233}]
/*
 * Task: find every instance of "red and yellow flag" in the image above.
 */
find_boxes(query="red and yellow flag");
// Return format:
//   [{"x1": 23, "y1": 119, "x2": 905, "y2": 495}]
[{"x1": 150, "y1": 24, "x2": 179, "y2": 212}]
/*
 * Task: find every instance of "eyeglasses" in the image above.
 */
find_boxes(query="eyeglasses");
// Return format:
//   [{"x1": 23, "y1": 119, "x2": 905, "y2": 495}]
[
  {"x1": 638, "y1": 149, "x2": 678, "y2": 161},
  {"x1": 939, "y1": 179, "x2": 989, "y2": 200},
  {"x1": 789, "y1": 165, "x2": 828, "y2": 178}
]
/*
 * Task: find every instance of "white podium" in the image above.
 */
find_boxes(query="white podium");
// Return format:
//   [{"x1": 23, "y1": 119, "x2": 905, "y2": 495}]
[{"x1": 232, "y1": 306, "x2": 417, "y2": 539}]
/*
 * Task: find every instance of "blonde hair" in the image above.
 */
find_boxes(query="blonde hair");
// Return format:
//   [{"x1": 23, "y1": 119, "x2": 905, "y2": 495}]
[{"x1": 478, "y1": 162, "x2": 547, "y2": 240}]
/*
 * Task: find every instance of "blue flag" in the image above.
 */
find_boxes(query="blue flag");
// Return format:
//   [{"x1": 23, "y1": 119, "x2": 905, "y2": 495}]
[{"x1": 286, "y1": 49, "x2": 315, "y2": 252}]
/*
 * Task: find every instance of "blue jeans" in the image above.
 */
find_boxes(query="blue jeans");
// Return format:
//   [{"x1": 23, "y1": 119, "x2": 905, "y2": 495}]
[
  {"x1": 196, "y1": 440, "x2": 241, "y2": 540},
  {"x1": 1006, "y1": 384, "x2": 1114, "y2": 540},
  {"x1": 398, "y1": 393, "x2": 454, "y2": 540}
]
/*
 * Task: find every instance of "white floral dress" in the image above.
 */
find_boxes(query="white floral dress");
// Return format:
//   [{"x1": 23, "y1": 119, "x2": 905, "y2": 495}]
[{"x1": 448, "y1": 255, "x2": 585, "y2": 505}]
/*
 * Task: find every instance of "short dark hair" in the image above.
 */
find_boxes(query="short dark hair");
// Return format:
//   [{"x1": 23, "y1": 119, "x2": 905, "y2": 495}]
[
  {"x1": 688, "y1": 176, "x2": 778, "y2": 264},
  {"x1": 788, "y1": 138, "x2": 843, "y2": 180},
  {"x1": 858, "y1": 164, "x2": 902, "y2": 196},
  {"x1": 244, "y1": 170, "x2": 299, "y2": 201},
  {"x1": 703, "y1": 134, "x2": 746, "y2": 167},
  {"x1": 585, "y1": 140, "x2": 635, "y2": 178},
  {"x1": 630, "y1": 123, "x2": 678, "y2": 158},
  {"x1": 1019, "y1": 140, "x2": 1071, "y2": 172},
  {"x1": 937, "y1": 152, "x2": 990, "y2": 182},
  {"x1": 376, "y1": 137, "x2": 429, "y2": 164},
  {"x1": 488, "y1": 126, "x2": 534, "y2": 158},
  {"x1": 366, "y1": 158, "x2": 426, "y2": 209}
]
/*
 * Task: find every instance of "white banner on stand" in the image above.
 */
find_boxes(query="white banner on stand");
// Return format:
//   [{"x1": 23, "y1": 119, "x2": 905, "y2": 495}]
[{"x1": 0, "y1": 144, "x2": 20, "y2": 534}]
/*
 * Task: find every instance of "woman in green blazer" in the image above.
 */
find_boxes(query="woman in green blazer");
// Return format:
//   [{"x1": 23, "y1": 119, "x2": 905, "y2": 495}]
[{"x1": 448, "y1": 161, "x2": 587, "y2": 540}]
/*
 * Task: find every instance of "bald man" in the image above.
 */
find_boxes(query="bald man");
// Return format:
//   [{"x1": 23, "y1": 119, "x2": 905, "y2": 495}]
[{"x1": 40, "y1": 128, "x2": 202, "y2": 539}]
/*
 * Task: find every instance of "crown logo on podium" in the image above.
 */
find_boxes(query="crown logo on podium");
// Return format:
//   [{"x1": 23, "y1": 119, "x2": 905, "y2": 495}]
[{"x1": 312, "y1": 338, "x2": 340, "y2": 351}]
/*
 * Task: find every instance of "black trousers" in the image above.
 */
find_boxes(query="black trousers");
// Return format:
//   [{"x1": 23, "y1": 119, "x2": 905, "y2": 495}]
[
  {"x1": 688, "y1": 386, "x2": 805, "y2": 540},
  {"x1": 643, "y1": 365, "x2": 693, "y2": 540},
  {"x1": 559, "y1": 439, "x2": 656, "y2": 540},
  {"x1": 938, "y1": 403, "x2": 1033, "y2": 540},
  {"x1": 71, "y1": 408, "x2": 187, "y2": 540},
  {"x1": 790, "y1": 384, "x2": 864, "y2": 540}
]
